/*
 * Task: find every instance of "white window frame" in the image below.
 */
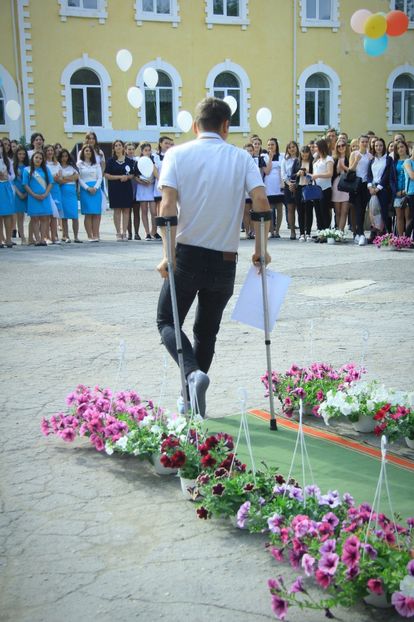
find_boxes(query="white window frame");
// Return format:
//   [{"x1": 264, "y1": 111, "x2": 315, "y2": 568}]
[
  {"x1": 0, "y1": 64, "x2": 22, "y2": 138},
  {"x1": 136, "y1": 59, "x2": 182, "y2": 132},
  {"x1": 135, "y1": 0, "x2": 180, "y2": 26},
  {"x1": 386, "y1": 65, "x2": 414, "y2": 131},
  {"x1": 206, "y1": 60, "x2": 250, "y2": 133},
  {"x1": 297, "y1": 63, "x2": 340, "y2": 144},
  {"x1": 390, "y1": 1, "x2": 414, "y2": 28},
  {"x1": 300, "y1": 0, "x2": 340, "y2": 32},
  {"x1": 61, "y1": 55, "x2": 112, "y2": 137},
  {"x1": 58, "y1": 0, "x2": 108, "y2": 23},
  {"x1": 205, "y1": 0, "x2": 249, "y2": 30}
]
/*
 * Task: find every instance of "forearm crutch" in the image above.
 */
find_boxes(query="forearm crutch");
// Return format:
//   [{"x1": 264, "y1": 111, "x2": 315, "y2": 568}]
[
  {"x1": 251, "y1": 211, "x2": 277, "y2": 431},
  {"x1": 156, "y1": 216, "x2": 189, "y2": 414}
]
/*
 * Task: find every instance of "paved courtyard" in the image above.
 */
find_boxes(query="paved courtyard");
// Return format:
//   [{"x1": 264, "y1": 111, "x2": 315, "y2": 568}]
[{"x1": 1, "y1": 211, "x2": 414, "y2": 622}]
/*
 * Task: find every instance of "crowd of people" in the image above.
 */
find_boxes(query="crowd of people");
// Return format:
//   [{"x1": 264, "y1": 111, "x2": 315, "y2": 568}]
[{"x1": 0, "y1": 127, "x2": 413, "y2": 248}]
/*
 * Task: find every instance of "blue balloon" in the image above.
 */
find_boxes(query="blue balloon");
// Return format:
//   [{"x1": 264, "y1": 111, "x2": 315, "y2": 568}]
[{"x1": 363, "y1": 34, "x2": 388, "y2": 57}]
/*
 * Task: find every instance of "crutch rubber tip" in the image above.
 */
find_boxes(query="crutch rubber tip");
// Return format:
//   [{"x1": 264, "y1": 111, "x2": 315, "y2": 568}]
[{"x1": 269, "y1": 419, "x2": 278, "y2": 431}]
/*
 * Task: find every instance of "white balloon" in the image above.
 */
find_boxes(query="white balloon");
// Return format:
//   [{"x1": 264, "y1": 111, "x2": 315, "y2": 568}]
[
  {"x1": 143, "y1": 67, "x2": 158, "y2": 89},
  {"x1": 177, "y1": 110, "x2": 193, "y2": 133},
  {"x1": 116, "y1": 49, "x2": 133, "y2": 72},
  {"x1": 127, "y1": 86, "x2": 143, "y2": 109},
  {"x1": 138, "y1": 156, "x2": 154, "y2": 178},
  {"x1": 5, "y1": 100, "x2": 21, "y2": 121},
  {"x1": 223, "y1": 95, "x2": 238, "y2": 115},
  {"x1": 256, "y1": 107, "x2": 272, "y2": 128}
]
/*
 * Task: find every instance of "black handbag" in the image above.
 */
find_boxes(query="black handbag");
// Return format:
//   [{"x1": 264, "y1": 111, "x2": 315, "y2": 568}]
[
  {"x1": 337, "y1": 170, "x2": 362, "y2": 194},
  {"x1": 302, "y1": 182, "x2": 323, "y2": 201}
]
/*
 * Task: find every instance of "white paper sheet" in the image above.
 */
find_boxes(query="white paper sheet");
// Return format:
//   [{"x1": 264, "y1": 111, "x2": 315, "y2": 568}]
[{"x1": 231, "y1": 266, "x2": 291, "y2": 332}]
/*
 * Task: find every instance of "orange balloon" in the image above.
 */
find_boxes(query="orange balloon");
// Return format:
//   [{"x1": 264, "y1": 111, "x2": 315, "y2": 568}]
[{"x1": 386, "y1": 10, "x2": 409, "y2": 36}]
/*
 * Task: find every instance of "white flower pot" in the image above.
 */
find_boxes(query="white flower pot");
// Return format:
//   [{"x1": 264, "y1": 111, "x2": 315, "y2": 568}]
[
  {"x1": 151, "y1": 453, "x2": 178, "y2": 475},
  {"x1": 405, "y1": 437, "x2": 414, "y2": 449},
  {"x1": 327, "y1": 237, "x2": 336, "y2": 245},
  {"x1": 364, "y1": 592, "x2": 392, "y2": 608},
  {"x1": 352, "y1": 415, "x2": 376, "y2": 433},
  {"x1": 180, "y1": 477, "x2": 198, "y2": 500}
]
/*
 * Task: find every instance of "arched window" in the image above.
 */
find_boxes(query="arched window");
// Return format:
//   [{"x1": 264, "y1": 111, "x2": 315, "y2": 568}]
[
  {"x1": 70, "y1": 69, "x2": 102, "y2": 127},
  {"x1": 213, "y1": 72, "x2": 241, "y2": 127},
  {"x1": 136, "y1": 60, "x2": 182, "y2": 131},
  {"x1": 61, "y1": 56, "x2": 112, "y2": 134},
  {"x1": 392, "y1": 74, "x2": 414, "y2": 126},
  {"x1": 0, "y1": 90, "x2": 5, "y2": 126},
  {"x1": 144, "y1": 71, "x2": 173, "y2": 127},
  {"x1": 297, "y1": 63, "x2": 340, "y2": 142},
  {"x1": 305, "y1": 73, "x2": 330, "y2": 126},
  {"x1": 206, "y1": 61, "x2": 250, "y2": 132},
  {"x1": 386, "y1": 66, "x2": 414, "y2": 130}
]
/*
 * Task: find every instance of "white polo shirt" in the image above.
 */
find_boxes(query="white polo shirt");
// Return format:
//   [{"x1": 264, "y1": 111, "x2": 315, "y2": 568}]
[{"x1": 158, "y1": 132, "x2": 264, "y2": 252}]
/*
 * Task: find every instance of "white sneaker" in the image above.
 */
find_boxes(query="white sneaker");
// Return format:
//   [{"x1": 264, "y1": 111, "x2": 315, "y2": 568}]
[
  {"x1": 358, "y1": 235, "x2": 367, "y2": 246},
  {"x1": 299, "y1": 235, "x2": 305, "y2": 242},
  {"x1": 306, "y1": 235, "x2": 313, "y2": 242},
  {"x1": 354, "y1": 235, "x2": 360, "y2": 244},
  {"x1": 187, "y1": 370, "x2": 210, "y2": 418}
]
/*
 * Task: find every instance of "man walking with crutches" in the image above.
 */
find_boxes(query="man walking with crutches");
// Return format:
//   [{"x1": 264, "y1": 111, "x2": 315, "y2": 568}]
[{"x1": 156, "y1": 97, "x2": 271, "y2": 417}]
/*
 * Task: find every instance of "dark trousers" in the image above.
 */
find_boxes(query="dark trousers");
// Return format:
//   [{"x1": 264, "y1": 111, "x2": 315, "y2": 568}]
[
  {"x1": 156, "y1": 243, "x2": 236, "y2": 377},
  {"x1": 296, "y1": 186, "x2": 313, "y2": 235},
  {"x1": 313, "y1": 187, "x2": 332, "y2": 230},
  {"x1": 350, "y1": 182, "x2": 370, "y2": 236}
]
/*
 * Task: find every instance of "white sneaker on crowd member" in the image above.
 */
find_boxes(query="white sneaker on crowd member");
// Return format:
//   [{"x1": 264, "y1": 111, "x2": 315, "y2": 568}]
[
  {"x1": 358, "y1": 235, "x2": 367, "y2": 246},
  {"x1": 354, "y1": 235, "x2": 360, "y2": 245},
  {"x1": 187, "y1": 370, "x2": 210, "y2": 418},
  {"x1": 306, "y1": 235, "x2": 313, "y2": 242},
  {"x1": 299, "y1": 235, "x2": 305, "y2": 242}
]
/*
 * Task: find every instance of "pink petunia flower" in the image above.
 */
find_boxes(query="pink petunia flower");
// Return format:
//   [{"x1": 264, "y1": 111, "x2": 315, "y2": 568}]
[
  {"x1": 318, "y1": 553, "x2": 339, "y2": 576},
  {"x1": 315, "y1": 569, "x2": 331, "y2": 589},
  {"x1": 268, "y1": 577, "x2": 283, "y2": 593},
  {"x1": 271, "y1": 595, "x2": 289, "y2": 620},
  {"x1": 367, "y1": 578, "x2": 383, "y2": 595},
  {"x1": 302, "y1": 553, "x2": 315, "y2": 577},
  {"x1": 270, "y1": 547, "x2": 284, "y2": 562},
  {"x1": 391, "y1": 592, "x2": 414, "y2": 617},
  {"x1": 289, "y1": 576, "x2": 306, "y2": 594}
]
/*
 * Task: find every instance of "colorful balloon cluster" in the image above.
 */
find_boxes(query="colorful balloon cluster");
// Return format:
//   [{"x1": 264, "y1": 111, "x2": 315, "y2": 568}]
[{"x1": 350, "y1": 9, "x2": 409, "y2": 57}]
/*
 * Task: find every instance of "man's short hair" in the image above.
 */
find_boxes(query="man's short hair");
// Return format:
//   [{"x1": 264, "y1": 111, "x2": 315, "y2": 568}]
[{"x1": 195, "y1": 97, "x2": 231, "y2": 132}]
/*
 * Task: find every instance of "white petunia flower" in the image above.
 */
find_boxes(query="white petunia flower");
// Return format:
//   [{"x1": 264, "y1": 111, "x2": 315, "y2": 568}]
[{"x1": 400, "y1": 575, "x2": 414, "y2": 598}]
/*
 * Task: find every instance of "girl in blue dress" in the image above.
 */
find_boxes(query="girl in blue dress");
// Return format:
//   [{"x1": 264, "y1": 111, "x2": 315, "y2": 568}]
[
  {"x1": 23, "y1": 152, "x2": 53, "y2": 246},
  {"x1": 12, "y1": 145, "x2": 29, "y2": 245},
  {"x1": 0, "y1": 138, "x2": 15, "y2": 248},
  {"x1": 77, "y1": 145, "x2": 102, "y2": 242},
  {"x1": 45, "y1": 144, "x2": 63, "y2": 244},
  {"x1": 58, "y1": 148, "x2": 81, "y2": 243}
]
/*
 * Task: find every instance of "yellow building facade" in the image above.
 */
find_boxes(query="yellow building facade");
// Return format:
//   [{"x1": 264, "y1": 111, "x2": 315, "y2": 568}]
[{"x1": 1, "y1": 0, "x2": 413, "y2": 150}]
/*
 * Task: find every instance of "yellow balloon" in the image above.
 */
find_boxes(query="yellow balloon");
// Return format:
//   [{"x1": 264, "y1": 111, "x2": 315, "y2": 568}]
[{"x1": 364, "y1": 13, "x2": 387, "y2": 39}]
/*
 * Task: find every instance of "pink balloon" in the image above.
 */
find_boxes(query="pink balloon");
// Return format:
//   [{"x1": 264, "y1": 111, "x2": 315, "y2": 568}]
[{"x1": 350, "y1": 9, "x2": 372, "y2": 34}]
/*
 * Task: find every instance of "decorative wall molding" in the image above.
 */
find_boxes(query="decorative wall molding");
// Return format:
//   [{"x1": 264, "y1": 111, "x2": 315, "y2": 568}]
[{"x1": 17, "y1": 0, "x2": 35, "y2": 139}]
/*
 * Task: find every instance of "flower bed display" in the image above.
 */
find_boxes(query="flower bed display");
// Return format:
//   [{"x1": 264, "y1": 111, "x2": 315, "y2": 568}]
[
  {"x1": 261, "y1": 363, "x2": 365, "y2": 418},
  {"x1": 41, "y1": 384, "x2": 414, "y2": 619},
  {"x1": 374, "y1": 233, "x2": 414, "y2": 251}
]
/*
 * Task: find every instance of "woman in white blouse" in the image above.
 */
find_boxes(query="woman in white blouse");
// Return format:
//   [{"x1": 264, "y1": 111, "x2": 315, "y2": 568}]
[
  {"x1": 77, "y1": 145, "x2": 102, "y2": 242},
  {"x1": 312, "y1": 139, "x2": 334, "y2": 231},
  {"x1": 367, "y1": 138, "x2": 396, "y2": 239}
]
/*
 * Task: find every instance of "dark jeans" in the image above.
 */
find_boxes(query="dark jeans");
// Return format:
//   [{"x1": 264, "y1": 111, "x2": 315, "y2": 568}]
[
  {"x1": 350, "y1": 182, "x2": 370, "y2": 236},
  {"x1": 296, "y1": 186, "x2": 313, "y2": 235},
  {"x1": 157, "y1": 243, "x2": 236, "y2": 378},
  {"x1": 313, "y1": 187, "x2": 332, "y2": 230}
]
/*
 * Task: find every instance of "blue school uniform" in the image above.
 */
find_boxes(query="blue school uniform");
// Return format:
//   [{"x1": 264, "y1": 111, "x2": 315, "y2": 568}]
[
  {"x1": 13, "y1": 164, "x2": 28, "y2": 213},
  {"x1": 60, "y1": 165, "x2": 79, "y2": 219},
  {"x1": 47, "y1": 163, "x2": 63, "y2": 216},
  {"x1": 0, "y1": 180, "x2": 14, "y2": 216},
  {"x1": 23, "y1": 166, "x2": 54, "y2": 217}
]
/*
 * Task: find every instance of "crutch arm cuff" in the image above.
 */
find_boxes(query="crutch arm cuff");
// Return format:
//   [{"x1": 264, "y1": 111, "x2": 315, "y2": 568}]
[
  {"x1": 250, "y1": 210, "x2": 272, "y2": 222},
  {"x1": 155, "y1": 216, "x2": 178, "y2": 227}
]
